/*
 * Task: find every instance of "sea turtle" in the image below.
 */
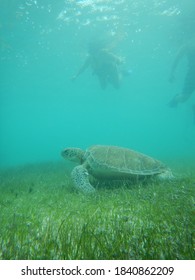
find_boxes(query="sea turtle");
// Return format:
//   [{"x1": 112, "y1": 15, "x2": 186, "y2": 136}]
[{"x1": 61, "y1": 145, "x2": 172, "y2": 193}]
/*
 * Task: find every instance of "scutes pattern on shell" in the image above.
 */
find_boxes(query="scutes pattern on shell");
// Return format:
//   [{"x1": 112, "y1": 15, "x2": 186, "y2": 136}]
[{"x1": 84, "y1": 145, "x2": 166, "y2": 176}]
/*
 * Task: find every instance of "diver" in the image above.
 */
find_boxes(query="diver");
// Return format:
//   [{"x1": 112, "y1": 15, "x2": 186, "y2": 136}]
[
  {"x1": 71, "y1": 42, "x2": 125, "y2": 90},
  {"x1": 168, "y1": 38, "x2": 195, "y2": 122}
]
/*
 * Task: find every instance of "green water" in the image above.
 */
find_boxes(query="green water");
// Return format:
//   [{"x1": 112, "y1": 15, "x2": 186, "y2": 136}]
[{"x1": 0, "y1": 0, "x2": 195, "y2": 260}]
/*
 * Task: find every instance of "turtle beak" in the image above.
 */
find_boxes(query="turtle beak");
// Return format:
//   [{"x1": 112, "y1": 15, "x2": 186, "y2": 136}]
[{"x1": 61, "y1": 149, "x2": 68, "y2": 158}]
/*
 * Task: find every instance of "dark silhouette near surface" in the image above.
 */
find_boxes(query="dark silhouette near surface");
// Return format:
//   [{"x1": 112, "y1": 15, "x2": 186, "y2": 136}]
[{"x1": 72, "y1": 43, "x2": 124, "y2": 90}]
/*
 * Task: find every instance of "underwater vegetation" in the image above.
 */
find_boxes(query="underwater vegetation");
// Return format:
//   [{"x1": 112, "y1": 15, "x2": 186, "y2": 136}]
[{"x1": 0, "y1": 162, "x2": 194, "y2": 260}]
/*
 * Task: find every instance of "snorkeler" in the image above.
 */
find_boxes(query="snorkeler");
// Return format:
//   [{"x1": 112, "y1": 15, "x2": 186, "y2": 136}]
[
  {"x1": 168, "y1": 39, "x2": 195, "y2": 121},
  {"x1": 72, "y1": 42, "x2": 124, "y2": 90}
]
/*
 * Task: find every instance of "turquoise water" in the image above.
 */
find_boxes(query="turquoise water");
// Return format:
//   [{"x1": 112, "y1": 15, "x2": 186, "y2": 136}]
[{"x1": 1, "y1": 0, "x2": 195, "y2": 169}]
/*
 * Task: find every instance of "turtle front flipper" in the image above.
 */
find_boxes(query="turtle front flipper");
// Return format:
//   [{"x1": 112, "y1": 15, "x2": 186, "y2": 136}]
[{"x1": 71, "y1": 165, "x2": 95, "y2": 193}]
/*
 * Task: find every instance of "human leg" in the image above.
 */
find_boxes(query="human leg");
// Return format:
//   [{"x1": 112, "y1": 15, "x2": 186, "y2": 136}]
[
  {"x1": 108, "y1": 66, "x2": 120, "y2": 89},
  {"x1": 169, "y1": 69, "x2": 195, "y2": 107}
]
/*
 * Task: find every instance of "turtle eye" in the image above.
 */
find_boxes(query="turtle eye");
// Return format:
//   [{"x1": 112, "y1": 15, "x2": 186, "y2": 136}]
[
  {"x1": 61, "y1": 149, "x2": 72, "y2": 158},
  {"x1": 61, "y1": 149, "x2": 68, "y2": 156}
]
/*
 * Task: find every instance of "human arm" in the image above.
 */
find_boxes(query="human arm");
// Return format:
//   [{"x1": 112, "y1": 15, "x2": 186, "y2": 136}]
[
  {"x1": 71, "y1": 56, "x2": 91, "y2": 81},
  {"x1": 108, "y1": 51, "x2": 125, "y2": 65},
  {"x1": 101, "y1": 49, "x2": 125, "y2": 66},
  {"x1": 169, "y1": 45, "x2": 186, "y2": 82}
]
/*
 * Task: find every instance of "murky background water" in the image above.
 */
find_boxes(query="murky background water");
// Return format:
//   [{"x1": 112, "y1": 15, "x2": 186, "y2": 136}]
[{"x1": 1, "y1": 0, "x2": 195, "y2": 168}]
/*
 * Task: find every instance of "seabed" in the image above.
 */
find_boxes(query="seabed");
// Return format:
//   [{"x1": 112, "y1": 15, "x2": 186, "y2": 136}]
[{"x1": 0, "y1": 161, "x2": 194, "y2": 260}]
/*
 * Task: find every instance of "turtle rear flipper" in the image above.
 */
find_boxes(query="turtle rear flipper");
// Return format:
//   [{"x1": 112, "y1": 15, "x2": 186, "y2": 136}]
[{"x1": 71, "y1": 165, "x2": 95, "y2": 193}]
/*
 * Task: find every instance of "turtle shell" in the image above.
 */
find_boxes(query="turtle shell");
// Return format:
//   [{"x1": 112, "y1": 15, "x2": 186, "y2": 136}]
[{"x1": 84, "y1": 145, "x2": 167, "y2": 179}]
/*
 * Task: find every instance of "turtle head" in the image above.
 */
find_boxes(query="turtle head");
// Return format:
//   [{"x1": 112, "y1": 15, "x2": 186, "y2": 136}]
[{"x1": 61, "y1": 148, "x2": 84, "y2": 164}]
